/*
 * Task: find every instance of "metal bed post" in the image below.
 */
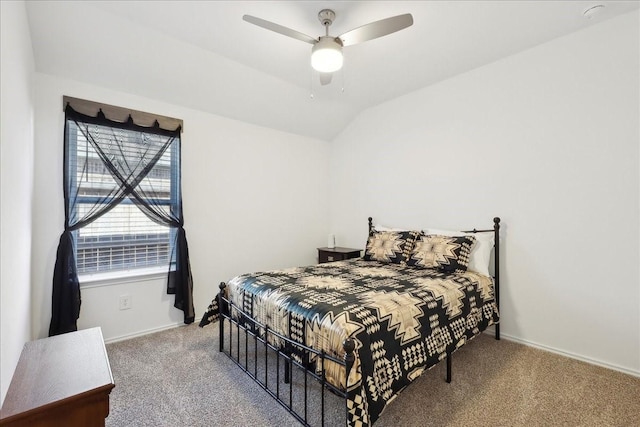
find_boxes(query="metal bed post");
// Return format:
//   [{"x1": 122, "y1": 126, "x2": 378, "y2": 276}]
[
  {"x1": 446, "y1": 216, "x2": 502, "y2": 383},
  {"x1": 218, "y1": 282, "x2": 227, "y2": 352},
  {"x1": 343, "y1": 338, "x2": 356, "y2": 425},
  {"x1": 493, "y1": 217, "x2": 501, "y2": 340},
  {"x1": 343, "y1": 338, "x2": 355, "y2": 378}
]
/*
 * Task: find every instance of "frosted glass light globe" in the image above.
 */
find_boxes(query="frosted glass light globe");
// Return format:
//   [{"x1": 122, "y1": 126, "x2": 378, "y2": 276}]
[{"x1": 311, "y1": 37, "x2": 343, "y2": 73}]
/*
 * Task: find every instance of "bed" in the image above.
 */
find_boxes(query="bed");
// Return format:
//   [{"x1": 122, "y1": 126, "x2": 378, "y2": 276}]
[{"x1": 200, "y1": 217, "x2": 501, "y2": 426}]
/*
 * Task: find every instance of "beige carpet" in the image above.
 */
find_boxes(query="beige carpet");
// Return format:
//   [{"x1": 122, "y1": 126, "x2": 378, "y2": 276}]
[{"x1": 105, "y1": 324, "x2": 639, "y2": 426}]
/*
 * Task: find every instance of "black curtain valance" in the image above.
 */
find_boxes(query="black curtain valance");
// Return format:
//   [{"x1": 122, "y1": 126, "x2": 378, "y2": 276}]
[{"x1": 63, "y1": 96, "x2": 183, "y2": 134}]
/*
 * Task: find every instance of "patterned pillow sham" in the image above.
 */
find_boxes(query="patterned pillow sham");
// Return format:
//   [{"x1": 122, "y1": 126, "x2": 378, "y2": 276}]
[
  {"x1": 406, "y1": 233, "x2": 476, "y2": 272},
  {"x1": 427, "y1": 228, "x2": 494, "y2": 277},
  {"x1": 363, "y1": 230, "x2": 418, "y2": 264}
]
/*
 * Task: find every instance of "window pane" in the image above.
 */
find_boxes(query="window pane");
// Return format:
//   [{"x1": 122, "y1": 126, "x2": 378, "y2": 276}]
[
  {"x1": 76, "y1": 203, "x2": 171, "y2": 274},
  {"x1": 68, "y1": 119, "x2": 179, "y2": 276},
  {"x1": 73, "y1": 126, "x2": 174, "y2": 201}
]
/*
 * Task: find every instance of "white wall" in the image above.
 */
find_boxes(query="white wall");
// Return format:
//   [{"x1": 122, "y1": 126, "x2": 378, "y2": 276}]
[
  {"x1": 31, "y1": 73, "x2": 330, "y2": 342},
  {"x1": 10, "y1": 4, "x2": 638, "y2": 402},
  {"x1": 329, "y1": 11, "x2": 639, "y2": 375},
  {"x1": 0, "y1": 0, "x2": 35, "y2": 405}
]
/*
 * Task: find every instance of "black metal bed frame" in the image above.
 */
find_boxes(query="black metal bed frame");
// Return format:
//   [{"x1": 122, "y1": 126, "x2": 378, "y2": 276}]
[{"x1": 217, "y1": 217, "x2": 501, "y2": 426}]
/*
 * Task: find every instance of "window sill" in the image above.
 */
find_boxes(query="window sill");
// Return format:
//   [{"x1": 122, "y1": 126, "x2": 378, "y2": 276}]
[{"x1": 79, "y1": 266, "x2": 169, "y2": 289}]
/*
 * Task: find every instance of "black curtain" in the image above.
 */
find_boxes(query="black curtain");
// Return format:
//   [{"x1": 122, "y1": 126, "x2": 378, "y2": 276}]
[{"x1": 49, "y1": 105, "x2": 194, "y2": 336}]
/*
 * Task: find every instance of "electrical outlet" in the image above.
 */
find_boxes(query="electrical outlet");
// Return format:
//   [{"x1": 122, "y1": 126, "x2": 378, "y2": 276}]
[{"x1": 119, "y1": 294, "x2": 132, "y2": 310}]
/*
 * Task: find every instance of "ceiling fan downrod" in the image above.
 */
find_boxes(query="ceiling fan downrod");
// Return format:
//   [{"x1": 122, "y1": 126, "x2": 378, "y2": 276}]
[{"x1": 318, "y1": 9, "x2": 335, "y2": 36}]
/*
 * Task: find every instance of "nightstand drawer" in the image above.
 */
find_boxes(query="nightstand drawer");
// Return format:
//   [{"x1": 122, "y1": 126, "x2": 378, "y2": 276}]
[{"x1": 317, "y1": 247, "x2": 361, "y2": 264}]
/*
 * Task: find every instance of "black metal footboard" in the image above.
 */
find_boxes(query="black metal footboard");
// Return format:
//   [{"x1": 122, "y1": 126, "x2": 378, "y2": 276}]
[{"x1": 217, "y1": 282, "x2": 356, "y2": 427}]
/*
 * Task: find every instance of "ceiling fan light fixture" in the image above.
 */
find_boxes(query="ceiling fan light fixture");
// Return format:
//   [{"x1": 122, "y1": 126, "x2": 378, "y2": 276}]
[
  {"x1": 311, "y1": 36, "x2": 343, "y2": 73},
  {"x1": 244, "y1": 10, "x2": 414, "y2": 85}
]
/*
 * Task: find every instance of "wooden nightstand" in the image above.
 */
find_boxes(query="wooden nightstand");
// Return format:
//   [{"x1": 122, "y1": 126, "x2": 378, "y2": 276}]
[{"x1": 317, "y1": 247, "x2": 361, "y2": 264}]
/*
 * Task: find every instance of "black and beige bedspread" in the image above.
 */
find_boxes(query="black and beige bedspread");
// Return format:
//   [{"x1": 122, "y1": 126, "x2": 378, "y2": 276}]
[{"x1": 200, "y1": 258, "x2": 499, "y2": 426}]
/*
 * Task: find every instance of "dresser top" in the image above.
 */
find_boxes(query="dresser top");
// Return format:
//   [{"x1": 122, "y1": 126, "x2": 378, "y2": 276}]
[{"x1": 0, "y1": 327, "x2": 114, "y2": 420}]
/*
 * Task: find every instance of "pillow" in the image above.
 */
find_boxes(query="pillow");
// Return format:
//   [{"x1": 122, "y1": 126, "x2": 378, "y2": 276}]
[
  {"x1": 406, "y1": 233, "x2": 476, "y2": 272},
  {"x1": 374, "y1": 224, "x2": 409, "y2": 232},
  {"x1": 427, "y1": 228, "x2": 494, "y2": 277},
  {"x1": 363, "y1": 230, "x2": 418, "y2": 264}
]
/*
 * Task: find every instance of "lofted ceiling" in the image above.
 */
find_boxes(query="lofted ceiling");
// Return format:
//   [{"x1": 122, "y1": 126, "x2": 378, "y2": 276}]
[{"x1": 25, "y1": 1, "x2": 639, "y2": 141}]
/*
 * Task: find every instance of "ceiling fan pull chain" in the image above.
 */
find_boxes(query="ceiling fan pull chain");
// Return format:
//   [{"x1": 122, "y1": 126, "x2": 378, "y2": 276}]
[{"x1": 309, "y1": 68, "x2": 315, "y2": 99}]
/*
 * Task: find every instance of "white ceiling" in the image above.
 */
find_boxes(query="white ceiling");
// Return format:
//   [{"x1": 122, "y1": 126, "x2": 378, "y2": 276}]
[{"x1": 25, "y1": 1, "x2": 639, "y2": 141}]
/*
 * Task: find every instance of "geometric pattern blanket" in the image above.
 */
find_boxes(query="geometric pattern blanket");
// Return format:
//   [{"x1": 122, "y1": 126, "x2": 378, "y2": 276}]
[{"x1": 199, "y1": 258, "x2": 499, "y2": 426}]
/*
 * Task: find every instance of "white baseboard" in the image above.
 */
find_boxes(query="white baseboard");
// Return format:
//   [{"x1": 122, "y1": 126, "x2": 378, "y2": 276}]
[
  {"x1": 486, "y1": 329, "x2": 640, "y2": 378},
  {"x1": 103, "y1": 317, "x2": 202, "y2": 344},
  {"x1": 104, "y1": 322, "x2": 639, "y2": 378}
]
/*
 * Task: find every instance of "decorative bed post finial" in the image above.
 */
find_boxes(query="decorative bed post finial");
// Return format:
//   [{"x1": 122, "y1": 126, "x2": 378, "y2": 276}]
[
  {"x1": 343, "y1": 338, "x2": 356, "y2": 384},
  {"x1": 218, "y1": 282, "x2": 227, "y2": 312},
  {"x1": 368, "y1": 217, "x2": 373, "y2": 234}
]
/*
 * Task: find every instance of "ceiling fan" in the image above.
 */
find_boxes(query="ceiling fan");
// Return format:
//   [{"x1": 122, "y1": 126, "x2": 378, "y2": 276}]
[{"x1": 243, "y1": 9, "x2": 414, "y2": 85}]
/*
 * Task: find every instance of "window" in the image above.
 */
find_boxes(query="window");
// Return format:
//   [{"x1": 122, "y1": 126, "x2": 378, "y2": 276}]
[
  {"x1": 50, "y1": 97, "x2": 193, "y2": 336},
  {"x1": 66, "y1": 116, "x2": 180, "y2": 276}
]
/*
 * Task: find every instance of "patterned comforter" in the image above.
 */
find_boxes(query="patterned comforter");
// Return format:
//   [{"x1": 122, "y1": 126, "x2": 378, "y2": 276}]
[{"x1": 200, "y1": 258, "x2": 499, "y2": 426}]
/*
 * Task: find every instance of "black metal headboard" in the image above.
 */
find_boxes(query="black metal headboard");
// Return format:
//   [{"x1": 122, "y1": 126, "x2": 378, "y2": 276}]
[{"x1": 367, "y1": 216, "x2": 501, "y2": 340}]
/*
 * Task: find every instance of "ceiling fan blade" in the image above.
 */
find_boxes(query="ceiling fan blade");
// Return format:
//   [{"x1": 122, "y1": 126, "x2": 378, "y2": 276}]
[
  {"x1": 338, "y1": 14, "x2": 413, "y2": 47},
  {"x1": 243, "y1": 15, "x2": 317, "y2": 45},
  {"x1": 319, "y1": 72, "x2": 333, "y2": 86}
]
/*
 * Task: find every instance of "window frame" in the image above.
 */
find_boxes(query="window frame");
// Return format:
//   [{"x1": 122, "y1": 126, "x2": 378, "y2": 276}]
[{"x1": 65, "y1": 118, "x2": 180, "y2": 284}]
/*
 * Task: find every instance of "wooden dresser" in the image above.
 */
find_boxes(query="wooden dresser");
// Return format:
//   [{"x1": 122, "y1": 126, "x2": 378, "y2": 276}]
[{"x1": 0, "y1": 327, "x2": 115, "y2": 427}]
